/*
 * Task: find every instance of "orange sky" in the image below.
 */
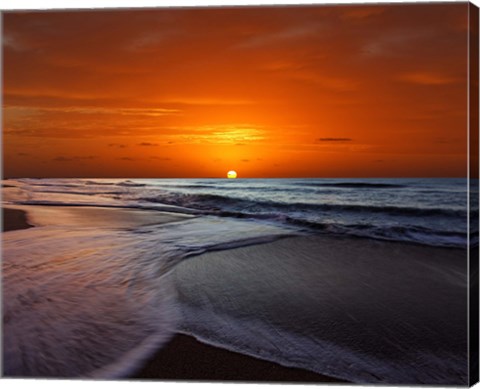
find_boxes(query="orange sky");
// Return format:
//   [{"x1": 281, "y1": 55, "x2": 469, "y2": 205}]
[{"x1": 2, "y1": 3, "x2": 471, "y2": 178}]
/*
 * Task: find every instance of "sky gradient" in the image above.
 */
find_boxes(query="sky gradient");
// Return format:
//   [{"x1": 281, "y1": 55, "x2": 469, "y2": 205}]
[{"x1": 2, "y1": 3, "x2": 471, "y2": 178}]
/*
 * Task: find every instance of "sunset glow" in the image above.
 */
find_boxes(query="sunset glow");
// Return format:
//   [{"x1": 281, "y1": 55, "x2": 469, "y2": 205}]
[{"x1": 2, "y1": 4, "x2": 470, "y2": 178}]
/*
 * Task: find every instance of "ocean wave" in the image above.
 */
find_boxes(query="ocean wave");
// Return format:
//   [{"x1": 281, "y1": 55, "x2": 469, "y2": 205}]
[
  {"x1": 156, "y1": 184, "x2": 315, "y2": 193},
  {"x1": 84, "y1": 180, "x2": 118, "y2": 186},
  {"x1": 186, "y1": 209, "x2": 467, "y2": 247},
  {"x1": 7, "y1": 178, "x2": 469, "y2": 248},
  {"x1": 22, "y1": 182, "x2": 81, "y2": 188},
  {"x1": 210, "y1": 211, "x2": 467, "y2": 247},
  {"x1": 299, "y1": 182, "x2": 406, "y2": 188},
  {"x1": 29, "y1": 189, "x2": 123, "y2": 196},
  {"x1": 78, "y1": 179, "x2": 146, "y2": 187},
  {"x1": 140, "y1": 193, "x2": 467, "y2": 219},
  {"x1": 159, "y1": 184, "x2": 219, "y2": 189},
  {"x1": 14, "y1": 200, "x2": 200, "y2": 216},
  {"x1": 139, "y1": 194, "x2": 467, "y2": 247},
  {"x1": 117, "y1": 180, "x2": 146, "y2": 187},
  {"x1": 283, "y1": 218, "x2": 467, "y2": 247}
]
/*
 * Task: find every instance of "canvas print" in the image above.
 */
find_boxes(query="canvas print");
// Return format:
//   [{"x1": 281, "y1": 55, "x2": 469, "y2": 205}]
[{"x1": 1, "y1": 2, "x2": 479, "y2": 385}]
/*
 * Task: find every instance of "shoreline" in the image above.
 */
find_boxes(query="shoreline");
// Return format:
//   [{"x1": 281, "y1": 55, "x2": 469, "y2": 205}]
[
  {"x1": 130, "y1": 333, "x2": 345, "y2": 383},
  {"x1": 2, "y1": 204, "x2": 468, "y2": 384},
  {"x1": 172, "y1": 233, "x2": 467, "y2": 384},
  {"x1": 2, "y1": 205, "x2": 346, "y2": 383}
]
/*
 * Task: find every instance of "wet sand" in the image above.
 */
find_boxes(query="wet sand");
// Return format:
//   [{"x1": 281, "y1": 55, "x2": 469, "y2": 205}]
[
  {"x1": 2, "y1": 208, "x2": 33, "y2": 231},
  {"x1": 3, "y1": 205, "x2": 343, "y2": 383},
  {"x1": 2, "y1": 205, "x2": 468, "y2": 384},
  {"x1": 172, "y1": 235, "x2": 468, "y2": 384},
  {"x1": 2, "y1": 204, "x2": 191, "y2": 229},
  {"x1": 132, "y1": 333, "x2": 343, "y2": 383}
]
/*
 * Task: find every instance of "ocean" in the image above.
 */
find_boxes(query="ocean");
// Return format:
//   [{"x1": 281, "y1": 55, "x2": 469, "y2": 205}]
[
  {"x1": 1, "y1": 178, "x2": 474, "y2": 383},
  {"x1": 3, "y1": 177, "x2": 475, "y2": 247}
]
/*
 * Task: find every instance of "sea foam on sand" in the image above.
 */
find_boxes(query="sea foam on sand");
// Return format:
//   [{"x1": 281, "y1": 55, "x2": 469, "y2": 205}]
[
  {"x1": 2, "y1": 202, "x2": 469, "y2": 384},
  {"x1": 2, "y1": 205, "x2": 194, "y2": 377},
  {"x1": 2, "y1": 205, "x2": 295, "y2": 378},
  {"x1": 173, "y1": 235, "x2": 468, "y2": 385}
]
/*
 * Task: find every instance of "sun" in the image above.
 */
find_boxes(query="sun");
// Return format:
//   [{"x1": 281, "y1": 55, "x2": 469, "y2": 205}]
[{"x1": 227, "y1": 170, "x2": 237, "y2": 179}]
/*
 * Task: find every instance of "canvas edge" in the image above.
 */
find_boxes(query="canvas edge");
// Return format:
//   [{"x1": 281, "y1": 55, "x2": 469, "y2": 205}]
[{"x1": 468, "y1": 1, "x2": 479, "y2": 387}]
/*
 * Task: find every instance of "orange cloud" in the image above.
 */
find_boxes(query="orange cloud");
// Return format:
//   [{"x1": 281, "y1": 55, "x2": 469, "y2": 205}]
[{"x1": 399, "y1": 72, "x2": 460, "y2": 85}]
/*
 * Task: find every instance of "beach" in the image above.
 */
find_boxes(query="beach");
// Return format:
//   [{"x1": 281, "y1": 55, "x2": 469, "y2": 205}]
[
  {"x1": 2, "y1": 205, "x2": 343, "y2": 383},
  {"x1": 132, "y1": 333, "x2": 342, "y2": 382},
  {"x1": 170, "y1": 235, "x2": 467, "y2": 385},
  {"x1": 1, "y1": 178, "x2": 470, "y2": 384},
  {"x1": 3, "y1": 208, "x2": 33, "y2": 231}
]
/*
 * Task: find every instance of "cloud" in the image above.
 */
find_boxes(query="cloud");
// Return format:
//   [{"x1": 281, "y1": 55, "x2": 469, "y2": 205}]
[
  {"x1": 398, "y1": 72, "x2": 459, "y2": 86},
  {"x1": 149, "y1": 156, "x2": 172, "y2": 161},
  {"x1": 360, "y1": 29, "x2": 434, "y2": 58},
  {"x1": 261, "y1": 60, "x2": 358, "y2": 92},
  {"x1": 162, "y1": 124, "x2": 266, "y2": 145},
  {"x1": 108, "y1": 143, "x2": 127, "y2": 148},
  {"x1": 53, "y1": 156, "x2": 97, "y2": 162},
  {"x1": 317, "y1": 138, "x2": 353, "y2": 142},
  {"x1": 433, "y1": 137, "x2": 458, "y2": 144},
  {"x1": 290, "y1": 73, "x2": 359, "y2": 91},
  {"x1": 236, "y1": 24, "x2": 323, "y2": 49},
  {"x1": 3, "y1": 103, "x2": 183, "y2": 140},
  {"x1": 138, "y1": 142, "x2": 159, "y2": 146},
  {"x1": 241, "y1": 159, "x2": 250, "y2": 162},
  {"x1": 117, "y1": 157, "x2": 136, "y2": 161},
  {"x1": 17, "y1": 152, "x2": 30, "y2": 156},
  {"x1": 125, "y1": 32, "x2": 171, "y2": 53},
  {"x1": 5, "y1": 106, "x2": 180, "y2": 117},
  {"x1": 340, "y1": 7, "x2": 386, "y2": 20},
  {"x1": 162, "y1": 97, "x2": 255, "y2": 106},
  {"x1": 3, "y1": 33, "x2": 29, "y2": 52}
]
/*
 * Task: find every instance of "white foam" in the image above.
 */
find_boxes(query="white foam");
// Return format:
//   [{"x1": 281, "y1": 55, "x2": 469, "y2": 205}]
[
  {"x1": 2, "y1": 207, "x2": 295, "y2": 378},
  {"x1": 3, "y1": 226, "x2": 181, "y2": 378}
]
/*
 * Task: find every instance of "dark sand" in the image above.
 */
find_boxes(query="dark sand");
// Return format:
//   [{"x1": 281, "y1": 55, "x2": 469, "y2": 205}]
[
  {"x1": 132, "y1": 333, "x2": 344, "y2": 383},
  {"x1": 3, "y1": 206, "x2": 344, "y2": 383},
  {"x1": 172, "y1": 235, "x2": 468, "y2": 384},
  {"x1": 2, "y1": 208, "x2": 33, "y2": 231}
]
